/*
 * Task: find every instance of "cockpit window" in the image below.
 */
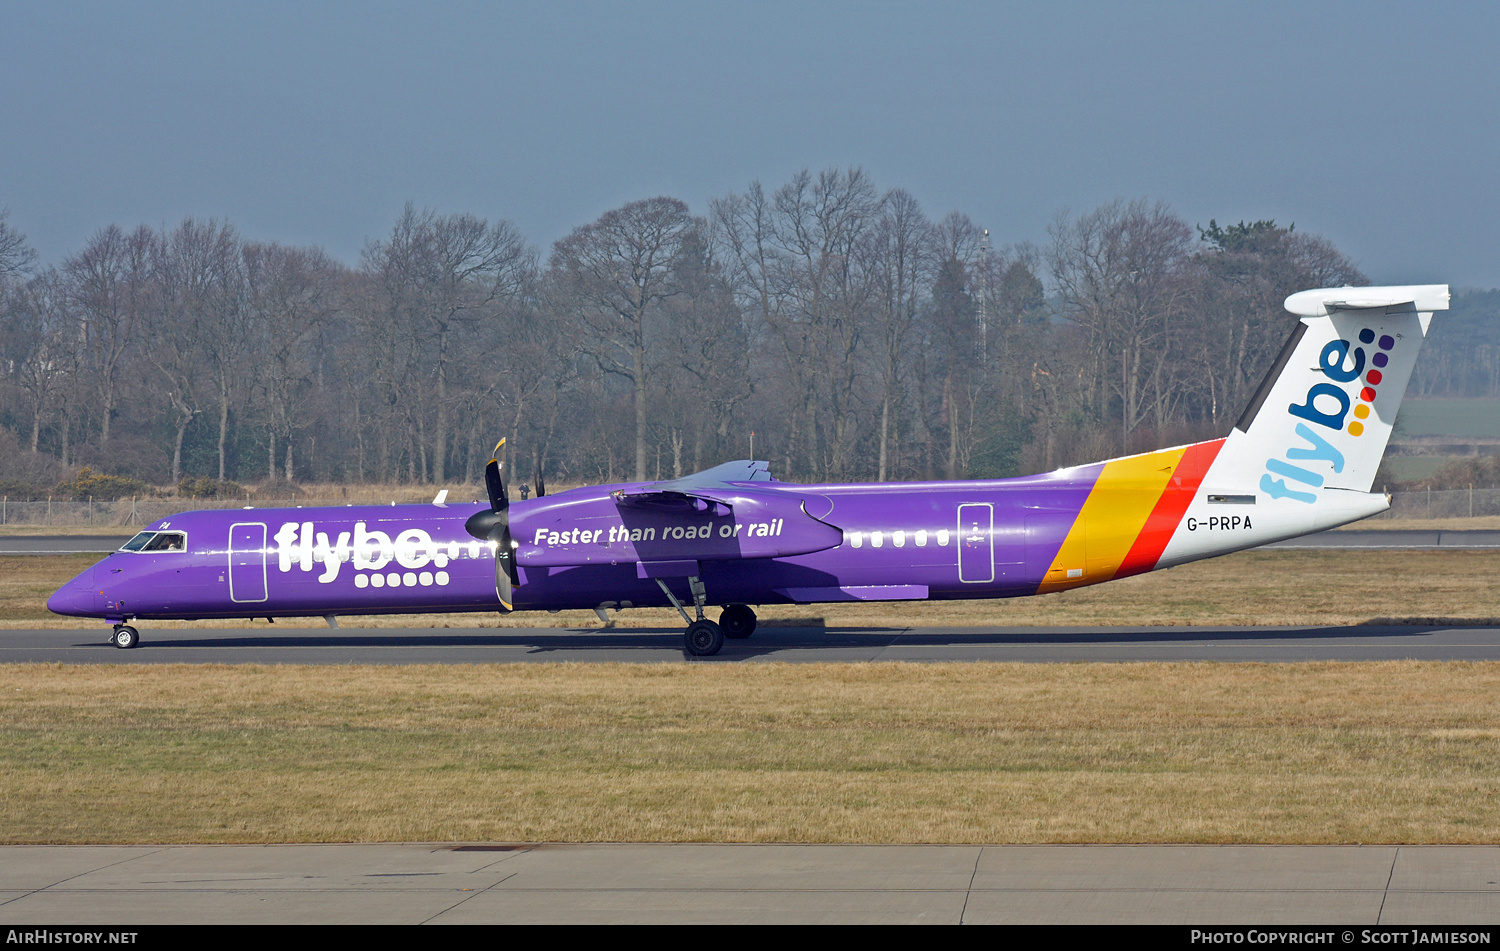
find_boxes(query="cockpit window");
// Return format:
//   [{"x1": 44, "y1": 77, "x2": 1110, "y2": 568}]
[
  {"x1": 121, "y1": 532, "x2": 156, "y2": 552},
  {"x1": 120, "y1": 531, "x2": 186, "y2": 552},
  {"x1": 141, "y1": 532, "x2": 187, "y2": 552}
]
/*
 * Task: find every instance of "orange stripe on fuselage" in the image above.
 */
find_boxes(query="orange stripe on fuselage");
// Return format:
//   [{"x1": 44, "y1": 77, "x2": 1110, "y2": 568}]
[
  {"x1": 1115, "y1": 438, "x2": 1224, "y2": 578},
  {"x1": 1037, "y1": 438, "x2": 1224, "y2": 594}
]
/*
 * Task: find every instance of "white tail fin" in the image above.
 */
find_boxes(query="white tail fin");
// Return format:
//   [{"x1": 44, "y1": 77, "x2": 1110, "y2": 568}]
[
  {"x1": 1154, "y1": 284, "x2": 1447, "y2": 567},
  {"x1": 1217, "y1": 284, "x2": 1448, "y2": 498}
]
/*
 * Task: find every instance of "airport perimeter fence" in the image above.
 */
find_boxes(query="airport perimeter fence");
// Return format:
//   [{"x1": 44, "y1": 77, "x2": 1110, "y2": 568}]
[
  {"x1": 0, "y1": 495, "x2": 446, "y2": 529},
  {"x1": 1380, "y1": 486, "x2": 1500, "y2": 519},
  {"x1": 3, "y1": 487, "x2": 1500, "y2": 529}
]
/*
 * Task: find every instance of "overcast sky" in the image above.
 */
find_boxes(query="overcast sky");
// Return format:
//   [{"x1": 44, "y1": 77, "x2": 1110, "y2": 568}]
[{"x1": 3, "y1": 1, "x2": 1496, "y2": 287}]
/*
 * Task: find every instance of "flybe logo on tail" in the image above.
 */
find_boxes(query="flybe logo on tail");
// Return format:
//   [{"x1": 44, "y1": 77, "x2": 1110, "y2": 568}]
[{"x1": 1261, "y1": 329, "x2": 1395, "y2": 504}]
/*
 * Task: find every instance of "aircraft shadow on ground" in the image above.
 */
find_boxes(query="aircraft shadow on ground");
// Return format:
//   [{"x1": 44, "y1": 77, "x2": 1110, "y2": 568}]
[{"x1": 62, "y1": 621, "x2": 1467, "y2": 658}]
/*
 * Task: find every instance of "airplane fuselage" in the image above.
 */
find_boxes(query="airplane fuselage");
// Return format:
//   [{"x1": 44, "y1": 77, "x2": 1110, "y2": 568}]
[{"x1": 47, "y1": 435, "x2": 1387, "y2": 625}]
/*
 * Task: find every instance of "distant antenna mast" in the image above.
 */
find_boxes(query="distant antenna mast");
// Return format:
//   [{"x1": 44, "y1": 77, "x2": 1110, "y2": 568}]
[{"x1": 977, "y1": 229, "x2": 991, "y2": 363}]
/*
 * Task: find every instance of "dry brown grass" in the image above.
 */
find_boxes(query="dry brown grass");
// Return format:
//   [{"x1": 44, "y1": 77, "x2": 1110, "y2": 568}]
[
  {"x1": 7, "y1": 548, "x2": 1500, "y2": 630},
  {"x1": 0, "y1": 526, "x2": 139, "y2": 536},
  {"x1": 3, "y1": 661, "x2": 1499, "y2": 844},
  {"x1": 1, "y1": 554, "x2": 98, "y2": 623},
  {"x1": 1341, "y1": 516, "x2": 1500, "y2": 530}
]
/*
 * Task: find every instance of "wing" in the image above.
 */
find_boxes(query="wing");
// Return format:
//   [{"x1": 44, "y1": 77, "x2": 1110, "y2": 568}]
[
  {"x1": 517, "y1": 461, "x2": 843, "y2": 568},
  {"x1": 611, "y1": 459, "x2": 773, "y2": 508}
]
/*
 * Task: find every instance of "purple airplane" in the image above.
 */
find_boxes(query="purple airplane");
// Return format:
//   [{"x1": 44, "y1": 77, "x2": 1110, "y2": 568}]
[{"x1": 49, "y1": 284, "x2": 1449, "y2": 655}]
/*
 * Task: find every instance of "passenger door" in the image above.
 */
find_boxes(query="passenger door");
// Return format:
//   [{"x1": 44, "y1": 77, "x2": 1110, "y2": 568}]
[
  {"x1": 957, "y1": 503, "x2": 994, "y2": 583},
  {"x1": 228, "y1": 522, "x2": 269, "y2": 603}
]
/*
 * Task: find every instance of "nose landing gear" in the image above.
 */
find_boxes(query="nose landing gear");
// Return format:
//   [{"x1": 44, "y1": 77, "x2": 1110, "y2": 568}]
[
  {"x1": 684, "y1": 618, "x2": 723, "y2": 656},
  {"x1": 111, "y1": 625, "x2": 140, "y2": 649}
]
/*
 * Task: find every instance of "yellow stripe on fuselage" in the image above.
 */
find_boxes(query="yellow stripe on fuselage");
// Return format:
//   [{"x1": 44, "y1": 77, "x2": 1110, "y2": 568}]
[{"x1": 1037, "y1": 446, "x2": 1188, "y2": 593}]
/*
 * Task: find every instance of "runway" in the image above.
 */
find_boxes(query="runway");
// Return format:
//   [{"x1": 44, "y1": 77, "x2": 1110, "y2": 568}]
[
  {"x1": 1264, "y1": 529, "x2": 1500, "y2": 549},
  {"x1": 6, "y1": 621, "x2": 1500, "y2": 663},
  {"x1": 2, "y1": 843, "x2": 1498, "y2": 924}
]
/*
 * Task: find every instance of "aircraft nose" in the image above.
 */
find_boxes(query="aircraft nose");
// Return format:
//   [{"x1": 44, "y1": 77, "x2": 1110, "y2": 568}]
[{"x1": 47, "y1": 567, "x2": 99, "y2": 617}]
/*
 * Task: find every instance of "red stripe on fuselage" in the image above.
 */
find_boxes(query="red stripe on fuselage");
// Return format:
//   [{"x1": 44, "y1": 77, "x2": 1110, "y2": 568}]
[{"x1": 1114, "y1": 438, "x2": 1225, "y2": 578}]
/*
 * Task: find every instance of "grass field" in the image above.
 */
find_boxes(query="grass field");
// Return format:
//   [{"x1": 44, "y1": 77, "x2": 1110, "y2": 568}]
[
  {"x1": 8, "y1": 546, "x2": 1500, "y2": 846},
  {"x1": 1396, "y1": 399, "x2": 1500, "y2": 438},
  {"x1": 1379, "y1": 457, "x2": 1458, "y2": 482},
  {"x1": 4, "y1": 661, "x2": 1500, "y2": 844}
]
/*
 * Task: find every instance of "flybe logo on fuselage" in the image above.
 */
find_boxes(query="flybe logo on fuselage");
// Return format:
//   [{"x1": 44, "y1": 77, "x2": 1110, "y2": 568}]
[
  {"x1": 1261, "y1": 329, "x2": 1395, "y2": 504},
  {"x1": 271, "y1": 521, "x2": 459, "y2": 589}
]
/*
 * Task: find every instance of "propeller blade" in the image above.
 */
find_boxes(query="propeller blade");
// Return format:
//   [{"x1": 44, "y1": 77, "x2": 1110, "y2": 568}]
[
  {"x1": 484, "y1": 438, "x2": 510, "y2": 513},
  {"x1": 536, "y1": 462, "x2": 546, "y2": 498},
  {"x1": 494, "y1": 540, "x2": 515, "y2": 612},
  {"x1": 465, "y1": 437, "x2": 519, "y2": 614}
]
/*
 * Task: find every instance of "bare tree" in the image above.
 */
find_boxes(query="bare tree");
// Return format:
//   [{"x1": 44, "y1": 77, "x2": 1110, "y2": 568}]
[
  {"x1": 713, "y1": 169, "x2": 879, "y2": 479},
  {"x1": 5, "y1": 269, "x2": 80, "y2": 456},
  {"x1": 1184, "y1": 220, "x2": 1367, "y2": 426},
  {"x1": 244, "y1": 243, "x2": 340, "y2": 481},
  {"x1": 652, "y1": 228, "x2": 753, "y2": 475},
  {"x1": 152, "y1": 219, "x2": 242, "y2": 483},
  {"x1": 0, "y1": 190, "x2": 1387, "y2": 490},
  {"x1": 65, "y1": 225, "x2": 155, "y2": 447},
  {"x1": 363, "y1": 204, "x2": 535, "y2": 482},
  {"x1": 711, "y1": 181, "x2": 794, "y2": 470},
  {"x1": 203, "y1": 251, "x2": 251, "y2": 481},
  {"x1": 0, "y1": 209, "x2": 38, "y2": 291},
  {"x1": 1048, "y1": 199, "x2": 1193, "y2": 450},
  {"x1": 863, "y1": 189, "x2": 932, "y2": 479},
  {"x1": 551, "y1": 197, "x2": 696, "y2": 482},
  {"x1": 773, "y1": 169, "x2": 880, "y2": 479}
]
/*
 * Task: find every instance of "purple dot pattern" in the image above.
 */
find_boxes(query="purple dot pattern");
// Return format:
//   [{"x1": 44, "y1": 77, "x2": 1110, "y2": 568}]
[{"x1": 1350, "y1": 331, "x2": 1397, "y2": 437}]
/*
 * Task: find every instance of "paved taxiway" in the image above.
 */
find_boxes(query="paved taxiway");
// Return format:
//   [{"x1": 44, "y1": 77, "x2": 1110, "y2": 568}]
[
  {"x1": 3, "y1": 843, "x2": 1498, "y2": 924},
  {"x1": 5, "y1": 622, "x2": 1500, "y2": 663}
]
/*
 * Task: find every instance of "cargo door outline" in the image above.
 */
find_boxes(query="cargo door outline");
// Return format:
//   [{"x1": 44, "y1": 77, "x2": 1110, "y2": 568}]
[
  {"x1": 228, "y1": 522, "x2": 269, "y2": 603},
  {"x1": 957, "y1": 503, "x2": 994, "y2": 583}
]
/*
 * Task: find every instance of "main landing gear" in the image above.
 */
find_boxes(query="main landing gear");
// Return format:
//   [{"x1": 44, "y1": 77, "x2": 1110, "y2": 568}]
[
  {"x1": 110, "y1": 624, "x2": 140, "y2": 649},
  {"x1": 654, "y1": 578, "x2": 758, "y2": 657},
  {"x1": 719, "y1": 603, "x2": 758, "y2": 639}
]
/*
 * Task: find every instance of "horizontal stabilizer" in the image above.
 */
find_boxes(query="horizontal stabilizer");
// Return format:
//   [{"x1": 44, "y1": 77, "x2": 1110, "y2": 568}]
[{"x1": 1284, "y1": 284, "x2": 1450, "y2": 316}]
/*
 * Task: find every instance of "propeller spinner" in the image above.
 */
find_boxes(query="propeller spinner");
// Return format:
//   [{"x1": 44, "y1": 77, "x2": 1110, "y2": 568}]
[{"x1": 463, "y1": 438, "x2": 520, "y2": 612}]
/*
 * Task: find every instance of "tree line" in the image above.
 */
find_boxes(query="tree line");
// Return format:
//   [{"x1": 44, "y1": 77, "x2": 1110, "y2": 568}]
[{"x1": 2, "y1": 170, "x2": 1441, "y2": 496}]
